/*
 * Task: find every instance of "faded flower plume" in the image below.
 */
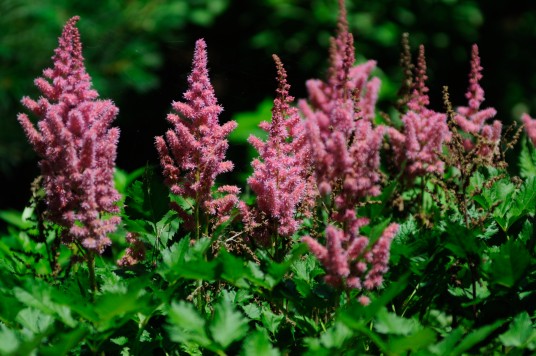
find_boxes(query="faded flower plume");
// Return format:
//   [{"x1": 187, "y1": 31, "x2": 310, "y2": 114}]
[{"x1": 18, "y1": 16, "x2": 121, "y2": 254}]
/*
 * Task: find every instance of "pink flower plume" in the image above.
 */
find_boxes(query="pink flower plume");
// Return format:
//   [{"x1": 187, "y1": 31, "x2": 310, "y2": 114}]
[
  {"x1": 244, "y1": 55, "x2": 310, "y2": 241},
  {"x1": 455, "y1": 44, "x2": 501, "y2": 158},
  {"x1": 388, "y1": 45, "x2": 450, "y2": 179},
  {"x1": 18, "y1": 16, "x2": 121, "y2": 254},
  {"x1": 155, "y1": 39, "x2": 239, "y2": 231}
]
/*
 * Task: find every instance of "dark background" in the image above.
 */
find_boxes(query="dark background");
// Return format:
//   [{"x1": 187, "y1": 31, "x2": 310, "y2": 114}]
[{"x1": 2, "y1": 0, "x2": 536, "y2": 218}]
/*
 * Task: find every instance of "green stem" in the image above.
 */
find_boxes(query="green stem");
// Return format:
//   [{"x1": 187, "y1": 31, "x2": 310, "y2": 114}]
[{"x1": 87, "y1": 251, "x2": 97, "y2": 301}]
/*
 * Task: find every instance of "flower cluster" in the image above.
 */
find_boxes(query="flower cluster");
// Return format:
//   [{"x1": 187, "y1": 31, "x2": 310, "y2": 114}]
[
  {"x1": 300, "y1": 0, "x2": 399, "y2": 294},
  {"x1": 388, "y1": 45, "x2": 450, "y2": 179},
  {"x1": 455, "y1": 44, "x2": 501, "y2": 160},
  {"x1": 18, "y1": 16, "x2": 121, "y2": 254},
  {"x1": 242, "y1": 55, "x2": 310, "y2": 244},
  {"x1": 303, "y1": 222, "x2": 399, "y2": 291},
  {"x1": 155, "y1": 39, "x2": 239, "y2": 232},
  {"x1": 299, "y1": 0, "x2": 384, "y2": 212}
]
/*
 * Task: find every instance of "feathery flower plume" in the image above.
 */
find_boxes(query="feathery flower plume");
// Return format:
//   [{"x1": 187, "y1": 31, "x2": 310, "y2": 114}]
[
  {"x1": 388, "y1": 45, "x2": 450, "y2": 179},
  {"x1": 299, "y1": 0, "x2": 384, "y2": 205},
  {"x1": 455, "y1": 44, "x2": 501, "y2": 159},
  {"x1": 522, "y1": 113, "x2": 536, "y2": 146},
  {"x1": 302, "y1": 222, "x2": 399, "y2": 291},
  {"x1": 300, "y1": 0, "x2": 398, "y2": 296},
  {"x1": 155, "y1": 39, "x2": 238, "y2": 235},
  {"x1": 18, "y1": 16, "x2": 121, "y2": 254},
  {"x1": 243, "y1": 55, "x2": 310, "y2": 243}
]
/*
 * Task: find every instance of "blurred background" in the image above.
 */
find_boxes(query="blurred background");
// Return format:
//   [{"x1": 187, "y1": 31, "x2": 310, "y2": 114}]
[{"x1": 2, "y1": 0, "x2": 536, "y2": 216}]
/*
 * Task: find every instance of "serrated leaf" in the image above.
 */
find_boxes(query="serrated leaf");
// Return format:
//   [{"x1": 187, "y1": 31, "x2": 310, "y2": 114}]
[
  {"x1": 506, "y1": 177, "x2": 536, "y2": 229},
  {"x1": 242, "y1": 303, "x2": 261, "y2": 320},
  {"x1": 499, "y1": 312, "x2": 536, "y2": 349},
  {"x1": 15, "y1": 307, "x2": 54, "y2": 334},
  {"x1": 240, "y1": 330, "x2": 280, "y2": 356},
  {"x1": 111, "y1": 336, "x2": 129, "y2": 346},
  {"x1": 210, "y1": 300, "x2": 249, "y2": 349},
  {"x1": 374, "y1": 308, "x2": 418, "y2": 336},
  {"x1": 519, "y1": 138, "x2": 536, "y2": 179},
  {"x1": 319, "y1": 322, "x2": 353, "y2": 348},
  {"x1": 167, "y1": 301, "x2": 210, "y2": 346},
  {"x1": 261, "y1": 307, "x2": 284, "y2": 335},
  {"x1": 489, "y1": 240, "x2": 530, "y2": 288}
]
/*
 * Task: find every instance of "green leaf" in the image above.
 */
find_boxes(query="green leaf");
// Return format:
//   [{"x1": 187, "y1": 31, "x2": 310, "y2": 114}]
[
  {"x1": 242, "y1": 303, "x2": 261, "y2": 320},
  {"x1": 319, "y1": 322, "x2": 354, "y2": 349},
  {"x1": 0, "y1": 324, "x2": 20, "y2": 354},
  {"x1": 426, "y1": 327, "x2": 464, "y2": 355},
  {"x1": 374, "y1": 308, "x2": 418, "y2": 336},
  {"x1": 387, "y1": 328, "x2": 437, "y2": 353},
  {"x1": 489, "y1": 240, "x2": 530, "y2": 288},
  {"x1": 167, "y1": 301, "x2": 211, "y2": 347},
  {"x1": 451, "y1": 320, "x2": 505, "y2": 355},
  {"x1": 210, "y1": 299, "x2": 249, "y2": 349},
  {"x1": 519, "y1": 138, "x2": 536, "y2": 179},
  {"x1": 15, "y1": 307, "x2": 54, "y2": 334},
  {"x1": 506, "y1": 177, "x2": 536, "y2": 229},
  {"x1": 240, "y1": 330, "x2": 280, "y2": 356},
  {"x1": 499, "y1": 312, "x2": 536, "y2": 349},
  {"x1": 261, "y1": 307, "x2": 284, "y2": 335}
]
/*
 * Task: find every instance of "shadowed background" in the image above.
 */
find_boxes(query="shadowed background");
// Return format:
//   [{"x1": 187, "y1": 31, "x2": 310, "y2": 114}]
[{"x1": 2, "y1": 0, "x2": 536, "y2": 218}]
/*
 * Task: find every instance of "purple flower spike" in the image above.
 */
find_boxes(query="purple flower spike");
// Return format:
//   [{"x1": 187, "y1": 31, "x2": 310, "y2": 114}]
[
  {"x1": 302, "y1": 222, "x2": 399, "y2": 291},
  {"x1": 455, "y1": 44, "x2": 501, "y2": 158},
  {"x1": 18, "y1": 16, "x2": 121, "y2": 254},
  {"x1": 156, "y1": 39, "x2": 239, "y2": 231},
  {"x1": 388, "y1": 45, "x2": 450, "y2": 179},
  {"x1": 244, "y1": 55, "x2": 310, "y2": 241},
  {"x1": 299, "y1": 0, "x2": 384, "y2": 206}
]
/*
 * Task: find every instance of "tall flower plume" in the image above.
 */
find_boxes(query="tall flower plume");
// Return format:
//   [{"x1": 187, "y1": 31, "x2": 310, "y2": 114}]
[
  {"x1": 155, "y1": 39, "x2": 238, "y2": 234},
  {"x1": 242, "y1": 55, "x2": 310, "y2": 244},
  {"x1": 300, "y1": 0, "x2": 398, "y2": 296},
  {"x1": 299, "y1": 0, "x2": 384, "y2": 210},
  {"x1": 388, "y1": 45, "x2": 450, "y2": 179},
  {"x1": 17, "y1": 16, "x2": 121, "y2": 254},
  {"x1": 455, "y1": 44, "x2": 501, "y2": 160}
]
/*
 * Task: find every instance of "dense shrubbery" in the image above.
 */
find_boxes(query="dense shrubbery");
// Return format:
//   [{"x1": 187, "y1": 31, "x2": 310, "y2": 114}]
[{"x1": 1, "y1": 1, "x2": 536, "y2": 354}]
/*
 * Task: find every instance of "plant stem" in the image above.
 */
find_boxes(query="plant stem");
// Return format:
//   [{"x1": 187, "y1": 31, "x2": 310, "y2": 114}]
[{"x1": 87, "y1": 251, "x2": 97, "y2": 301}]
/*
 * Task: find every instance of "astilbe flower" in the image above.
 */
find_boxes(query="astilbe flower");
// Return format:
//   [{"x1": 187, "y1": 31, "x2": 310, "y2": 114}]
[
  {"x1": 302, "y1": 222, "x2": 399, "y2": 291},
  {"x1": 155, "y1": 39, "x2": 239, "y2": 232},
  {"x1": 455, "y1": 44, "x2": 501, "y2": 160},
  {"x1": 18, "y1": 16, "x2": 121, "y2": 254},
  {"x1": 300, "y1": 0, "x2": 399, "y2": 295},
  {"x1": 522, "y1": 113, "x2": 536, "y2": 146},
  {"x1": 241, "y1": 55, "x2": 310, "y2": 245},
  {"x1": 388, "y1": 45, "x2": 450, "y2": 179},
  {"x1": 298, "y1": 0, "x2": 384, "y2": 212},
  {"x1": 117, "y1": 233, "x2": 146, "y2": 267}
]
